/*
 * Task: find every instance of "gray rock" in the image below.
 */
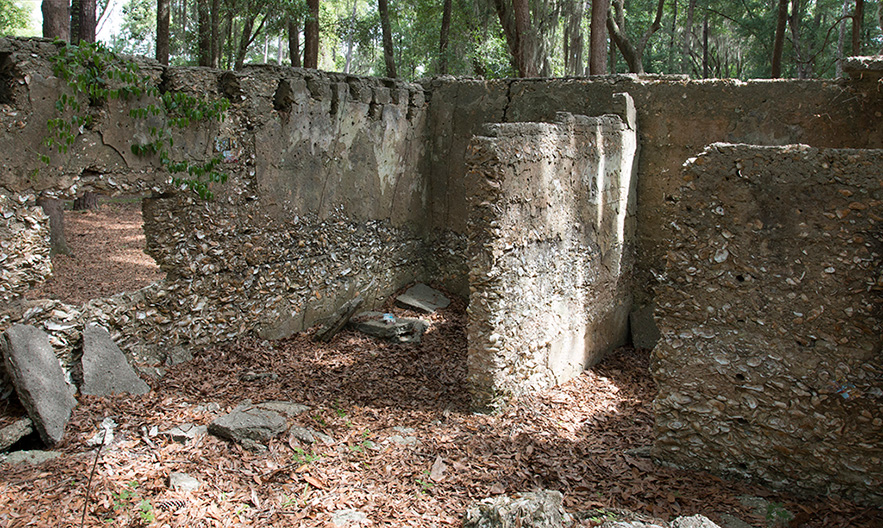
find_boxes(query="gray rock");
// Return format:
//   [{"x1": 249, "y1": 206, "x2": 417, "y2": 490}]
[
  {"x1": 81, "y1": 324, "x2": 150, "y2": 396},
  {"x1": 86, "y1": 417, "x2": 116, "y2": 446},
  {"x1": 717, "y1": 514, "x2": 753, "y2": 528},
  {"x1": 670, "y1": 515, "x2": 721, "y2": 528},
  {"x1": 3, "y1": 449, "x2": 62, "y2": 465},
  {"x1": 629, "y1": 304, "x2": 660, "y2": 349},
  {"x1": 1, "y1": 325, "x2": 77, "y2": 446},
  {"x1": 208, "y1": 401, "x2": 288, "y2": 448},
  {"x1": 289, "y1": 425, "x2": 334, "y2": 445},
  {"x1": 164, "y1": 423, "x2": 207, "y2": 443},
  {"x1": 0, "y1": 417, "x2": 33, "y2": 451},
  {"x1": 600, "y1": 522, "x2": 664, "y2": 528},
  {"x1": 170, "y1": 472, "x2": 202, "y2": 492},
  {"x1": 331, "y1": 508, "x2": 368, "y2": 527},
  {"x1": 464, "y1": 490, "x2": 572, "y2": 528},
  {"x1": 395, "y1": 283, "x2": 450, "y2": 313},
  {"x1": 350, "y1": 311, "x2": 430, "y2": 343}
]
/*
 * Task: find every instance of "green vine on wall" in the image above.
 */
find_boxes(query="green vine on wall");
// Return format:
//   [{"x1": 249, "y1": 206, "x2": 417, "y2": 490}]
[{"x1": 42, "y1": 41, "x2": 230, "y2": 199}]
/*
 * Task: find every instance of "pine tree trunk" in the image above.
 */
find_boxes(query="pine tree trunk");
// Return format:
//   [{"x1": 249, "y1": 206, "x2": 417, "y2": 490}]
[
  {"x1": 437, "y1": 0, "x2": 453, "y2": 74},
  {"x1": 853, "y1": 0, "x2": 864, "y2": 55},
  {"x1": 771, "y1": 0, "x2": 789, "y2": 78},
  {"x1": 211, "y1": 0, "x2": 221, "y2": 67},
  {"x1": 76, "y1": 0, "x2": 96, "y2": 43},
  {"x1": 197, "y1": 0, "x2": 211, "y2": 67},
  {"x1": 589, "y1": 0, "x2": 608, "y2": 75},
  {"x1": 72, "y1": 192, "x2": 99, "y2": 211},
  {"x1": 157, "y1": 0, "x2": 171, "y2": 65},
  {"x1": 304, "y1": 0, "x2": 320, "y2": 69},
  {"x1": 378, "y1": 0, "x2": 397, "y2": 78},
  {"x1": 289, "y1": 19, "x2": 301, "y2": 67}
]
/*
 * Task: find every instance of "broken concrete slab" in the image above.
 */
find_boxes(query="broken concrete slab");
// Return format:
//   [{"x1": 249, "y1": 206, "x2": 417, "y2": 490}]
[
  {"x1": 669, "y1": 515, "x2": 722, "y2": 528},
  {"x1": 464, "y1": 490, "x2": 572, "y2": 528},
  {"x1": 1, "y1": 325, "x2": 77, "y2": 446},
  {"x1": 350, "y1": 311, "x2": 429, "y2": 343},
  {"x1": 170, "y1": 472, "x2": 202, "y2": 493},
  {"x1": 208, "y1": 401, "x2": 288, "y2": 449},
  {"x1": 0, "y1": 417, "x2": 33, "y2": 451},
  {"x1": 81, "y1": 324, "x2": 150, "y2": 396},
  {"x1": 164, "y1": 423, "x2": 207, "y2": 443},
  {"x1": 3, "y1": 450, "x2": 62, "y2": 465},
  {"x1": 314, "y1": 296, "x2": 364, "y2": 342},
  {"x1": 395, "y1": 283, "x2": 450, "y2": 313}
]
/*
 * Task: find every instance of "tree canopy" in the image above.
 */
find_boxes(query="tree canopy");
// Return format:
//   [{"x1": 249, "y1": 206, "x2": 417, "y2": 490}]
[{"x1": 92, "y1": 0, "x2": 883, "y2": 79}]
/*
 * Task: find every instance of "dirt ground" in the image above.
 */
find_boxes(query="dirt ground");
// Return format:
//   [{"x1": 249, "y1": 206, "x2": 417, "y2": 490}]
[{"x1": 1, "y1": 203, "x2": 881, "y2": 527}]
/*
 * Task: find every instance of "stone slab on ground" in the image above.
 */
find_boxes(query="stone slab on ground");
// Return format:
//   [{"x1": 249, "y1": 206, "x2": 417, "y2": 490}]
[
  {"x1": 164, "y1": 423, "x2": 207, "y2": 443},
  {"x1": 464, "y1": 490, "x2": 572, "y2": 528},
  {"x1": 331, "y1": 508, "x2": 369, "y2": 527},
  {"x1": 350, "y1": 311, "x2": 430, "y2": 343},
  {"x1": 170, "y1": 472, "x2": 202, "y2": 492},
  {"x1": 2, "y1": 450, "x2": 62, "y2": 465},
  {"x1": 208, "y1": 401, "x2": 288, "y2": 449},
  {"x1": 395, "y1": 283, "x2": 450, "y2": 313},
  {"x1": 0, "y1": 417, "x2": 33, "y2": 451},
  {"x1": 669, "y1": 515, "x2": 721, "y2": 528},
  {"x1": 81, "y1": 324, "x2": 150, "y2": 396},
  {"x1": 1, "y1": 324, "x2": 77, "y2": 446}
]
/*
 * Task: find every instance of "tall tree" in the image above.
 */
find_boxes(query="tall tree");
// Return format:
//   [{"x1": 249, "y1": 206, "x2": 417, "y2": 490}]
[
  {"x1": 492, "y1": 0, "x2": 538, "y2": 77},
  {"x1": 563, "y1": 0, "x2": 585, "y2": 76},
  {"x1": 289, "y1": 18, "x2": 302, "y2": 67},
  {"x1": 304, "y1": 0, "x2": 320, "y2": 68},
  {"x1": 42, "y1": 0, "x2": 70, "y2": 40},
  {"x1": 852, "y1": 0, "x2": 864, "y2": 55},
  {"x1": 771, "y1": 0, "x2": 789, "y2": 77},
  {"x1": 75, "y1": 0, "x2": 97, "y2": 42},
  {"x1": 211, "y1": 0, "x2": 221, "y2": 67},
  {"x1": 197, "y1": 0, "x2": 211, "y2": 66},
  {"x1": 438, "y1": 0, "x2": 453, "y2": 74},
  {"x1": 589, "y1": 0, "x2": 609, "y2": 74},
  {"x1": 605, "y1": 0, "x2": 665, "y2": 74},
  {"x1": 378, "y1": 0, "x2": 397, "y2": 77},
  {"x1": 157, "y1": 0, "x2": 170, "y2": 65}
]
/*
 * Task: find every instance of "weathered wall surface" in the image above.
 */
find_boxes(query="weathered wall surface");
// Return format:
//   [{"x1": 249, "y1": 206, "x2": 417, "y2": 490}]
[
  {"x1": 652, "y1": 143, "x2": 883, "y2": 505},
  {"x1": 0, "y1": 38, "x2": 429, "y2": 371},
  {"x1": 464, "y1": 107, "x2": 637, "y2": 406},
  {"x1": 0, "y1": 194, "x2": 51, "y2": 307},
  {"x1": 423, "y1": 75, "x2": 883, "y2": 301}
]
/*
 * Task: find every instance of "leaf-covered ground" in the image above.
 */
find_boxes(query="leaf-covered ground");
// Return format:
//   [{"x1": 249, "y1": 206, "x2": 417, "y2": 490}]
[
  {"x1": 1, "y1": 299, "x2": 881, "y2": 527},
  {"x1": 3, "y1": 202, "x2": 881, "y2": 527}
]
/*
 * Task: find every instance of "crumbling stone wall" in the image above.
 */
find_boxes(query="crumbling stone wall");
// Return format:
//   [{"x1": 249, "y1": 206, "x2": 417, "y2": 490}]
[
  {"x1": 0, "y1": 193, "x2": 51, "y2": 307},
  {"x1": 464, "y1": 105, "x2": 637, "y2": 406},
  {"x1": 652, "y1": 143, "x2": 883, "y2": 505}
]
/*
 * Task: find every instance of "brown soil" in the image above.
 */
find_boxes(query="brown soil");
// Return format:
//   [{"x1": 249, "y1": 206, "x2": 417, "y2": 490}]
[
  {"x1": 2, "y1": 206, "x2": 880, "y2": 527},
  {"x1": 25, "y1": 200, "x2": 165, "y2": 306}
]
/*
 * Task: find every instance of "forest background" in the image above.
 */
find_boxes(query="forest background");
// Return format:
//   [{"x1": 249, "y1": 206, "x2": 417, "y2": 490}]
[{"x1": 1, "y1": 0, "x2": 883, "y2": 82}]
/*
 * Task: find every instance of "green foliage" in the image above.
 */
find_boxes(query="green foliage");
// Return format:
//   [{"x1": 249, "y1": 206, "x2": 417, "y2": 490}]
[
  {"x1": 109, "y1": 481, "x2": 154, "y2": 525},
  {"x1": 291, "y1": 446, "x2": 322, "y2": 466},
  {"x1": 43, "y1": 41, "x2": 229, "y2": 200},
  {"x1": 0, "y1": 0, "x2": 29, "y2": 36}
]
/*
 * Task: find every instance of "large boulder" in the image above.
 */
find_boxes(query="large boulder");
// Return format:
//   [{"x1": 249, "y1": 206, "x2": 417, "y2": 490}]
[
  {"x1": 80, "y1": 324, "x2": 150, "y2": 396},
  {"x1": 1, "y1": 325, "x2": 77, "y2": 446},
  {"x1": 208, "y1": 401, "x2": 288, "y2": 450}
]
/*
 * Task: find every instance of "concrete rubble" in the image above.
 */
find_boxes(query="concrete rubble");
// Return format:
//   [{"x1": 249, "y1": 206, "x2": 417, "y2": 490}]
[{"x1": 80, "y1": 324, "x2": 150, "y2": 396}]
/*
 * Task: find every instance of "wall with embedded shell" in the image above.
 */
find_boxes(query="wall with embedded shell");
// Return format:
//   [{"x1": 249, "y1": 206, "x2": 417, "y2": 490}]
[
  {"x1": 0, "y1": 37, "x2": 430, "y2": 373},
  {"x1": 463, "y1": 107, "x2": 637, "y2": 407},
  {"x1": 652, "y1": 143, "x2": 883, "y2": 506}
]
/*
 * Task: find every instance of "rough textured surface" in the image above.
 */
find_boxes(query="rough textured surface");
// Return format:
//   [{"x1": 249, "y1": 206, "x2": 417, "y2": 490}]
[
  {"x1": 463, "y1": 490, "x2": 572, "y2": 528},
  {"x1": 652, "y1": 144, "x2": 883, "y2": 506},
  {"x1": 208, "y1": 401, "x2": 288, "y2": 449},
  {"x1": 80, "y1": 323, "x2": 149, "y2": 395},
  {"x1": 395, "y1": 283, "x2": 451, "y2": 312},
  {"x1": 1, "y1": 324, "x2": 76, "y2": 446},
  {"x1": 464, "y1": 108, "x2": 636, "y2": 406},
  {"x1": 0, "y1": 417, "x2": 32, "y2": 451},
  {"x1": 0, "y1": 194, "x2": 51, "y2": 308}
]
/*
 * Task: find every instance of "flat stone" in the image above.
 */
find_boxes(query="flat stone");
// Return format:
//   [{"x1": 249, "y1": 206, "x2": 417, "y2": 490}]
[
  {"x1": 164, "y1": 423, "x2": 207, "y2": 443},
  {"x1": 165, "y1": 346, "x2": 193, "y2": 366},
  {"x1": 350, "y1": 312, "x2": 430, "y2": 343},
  {"x1": 3, "y1": 450, "x2": 62, "y2": 465},
  {"x1": 208, "y1": 401, "x2": 288, "y2": 447},
  {"x1": 331, "y1": 508, "x2": 368, "y2": 527},
  {"x1": 464, "y1": 490, "x2": 572, "y2": 528},
  {"x1": 0, "y1": 417, "x2": 33, "y2": 451},
  {"x1": 289, "y1": 425, "x2": 334, "y2": 445},
  {"x1": 395, "y1": 283, "x2": 450, "y2": 313},
  {"x1": 81, "y1": 324, "x2": 150, "y2": 396},
  {"x1": 1, "y1": 325, "x2": 77, "y2": 446},
  {"x1": 170, "y1": 472, "x2": 202, "y2": 492},
  {"x1": 670, "y1": 515, "x2": 722, "y2": 528}
]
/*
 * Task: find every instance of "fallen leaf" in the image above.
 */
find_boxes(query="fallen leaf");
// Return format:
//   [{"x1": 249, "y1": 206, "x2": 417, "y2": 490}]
[
  {"x1": 304, "y1": 475, "x2": 326, "y2": 489},
  {"x1": 430, "y1": 456, "x2": 447, "y2": 482},
  {"x1": 489, "y1": 483, "x2": 505, "y2": 495}
]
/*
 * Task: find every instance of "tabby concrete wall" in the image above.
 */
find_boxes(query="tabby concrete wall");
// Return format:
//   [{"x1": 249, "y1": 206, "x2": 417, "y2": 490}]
[
  {"x1": 653, "y1": 144, "x2": 883, "y2": 505},
  {"x1": 0, "y1": 37, "x2": 430, "y2": 371},
  {"x1": 423, "y1": 75, "x2": 883, "y2": 301},
  {"x1": 464, "y1": 106, "x2": 636, "y2": 406}
]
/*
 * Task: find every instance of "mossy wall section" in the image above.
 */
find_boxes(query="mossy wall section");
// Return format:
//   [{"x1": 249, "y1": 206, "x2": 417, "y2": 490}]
[{"x1": 652, "y1": 143, "x2": 883, "y2": 505}]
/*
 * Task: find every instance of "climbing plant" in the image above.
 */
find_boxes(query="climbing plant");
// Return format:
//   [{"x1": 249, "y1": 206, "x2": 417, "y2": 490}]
[{"x1": 42, "y1": 40, "x2": 230, "y2": 199}]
